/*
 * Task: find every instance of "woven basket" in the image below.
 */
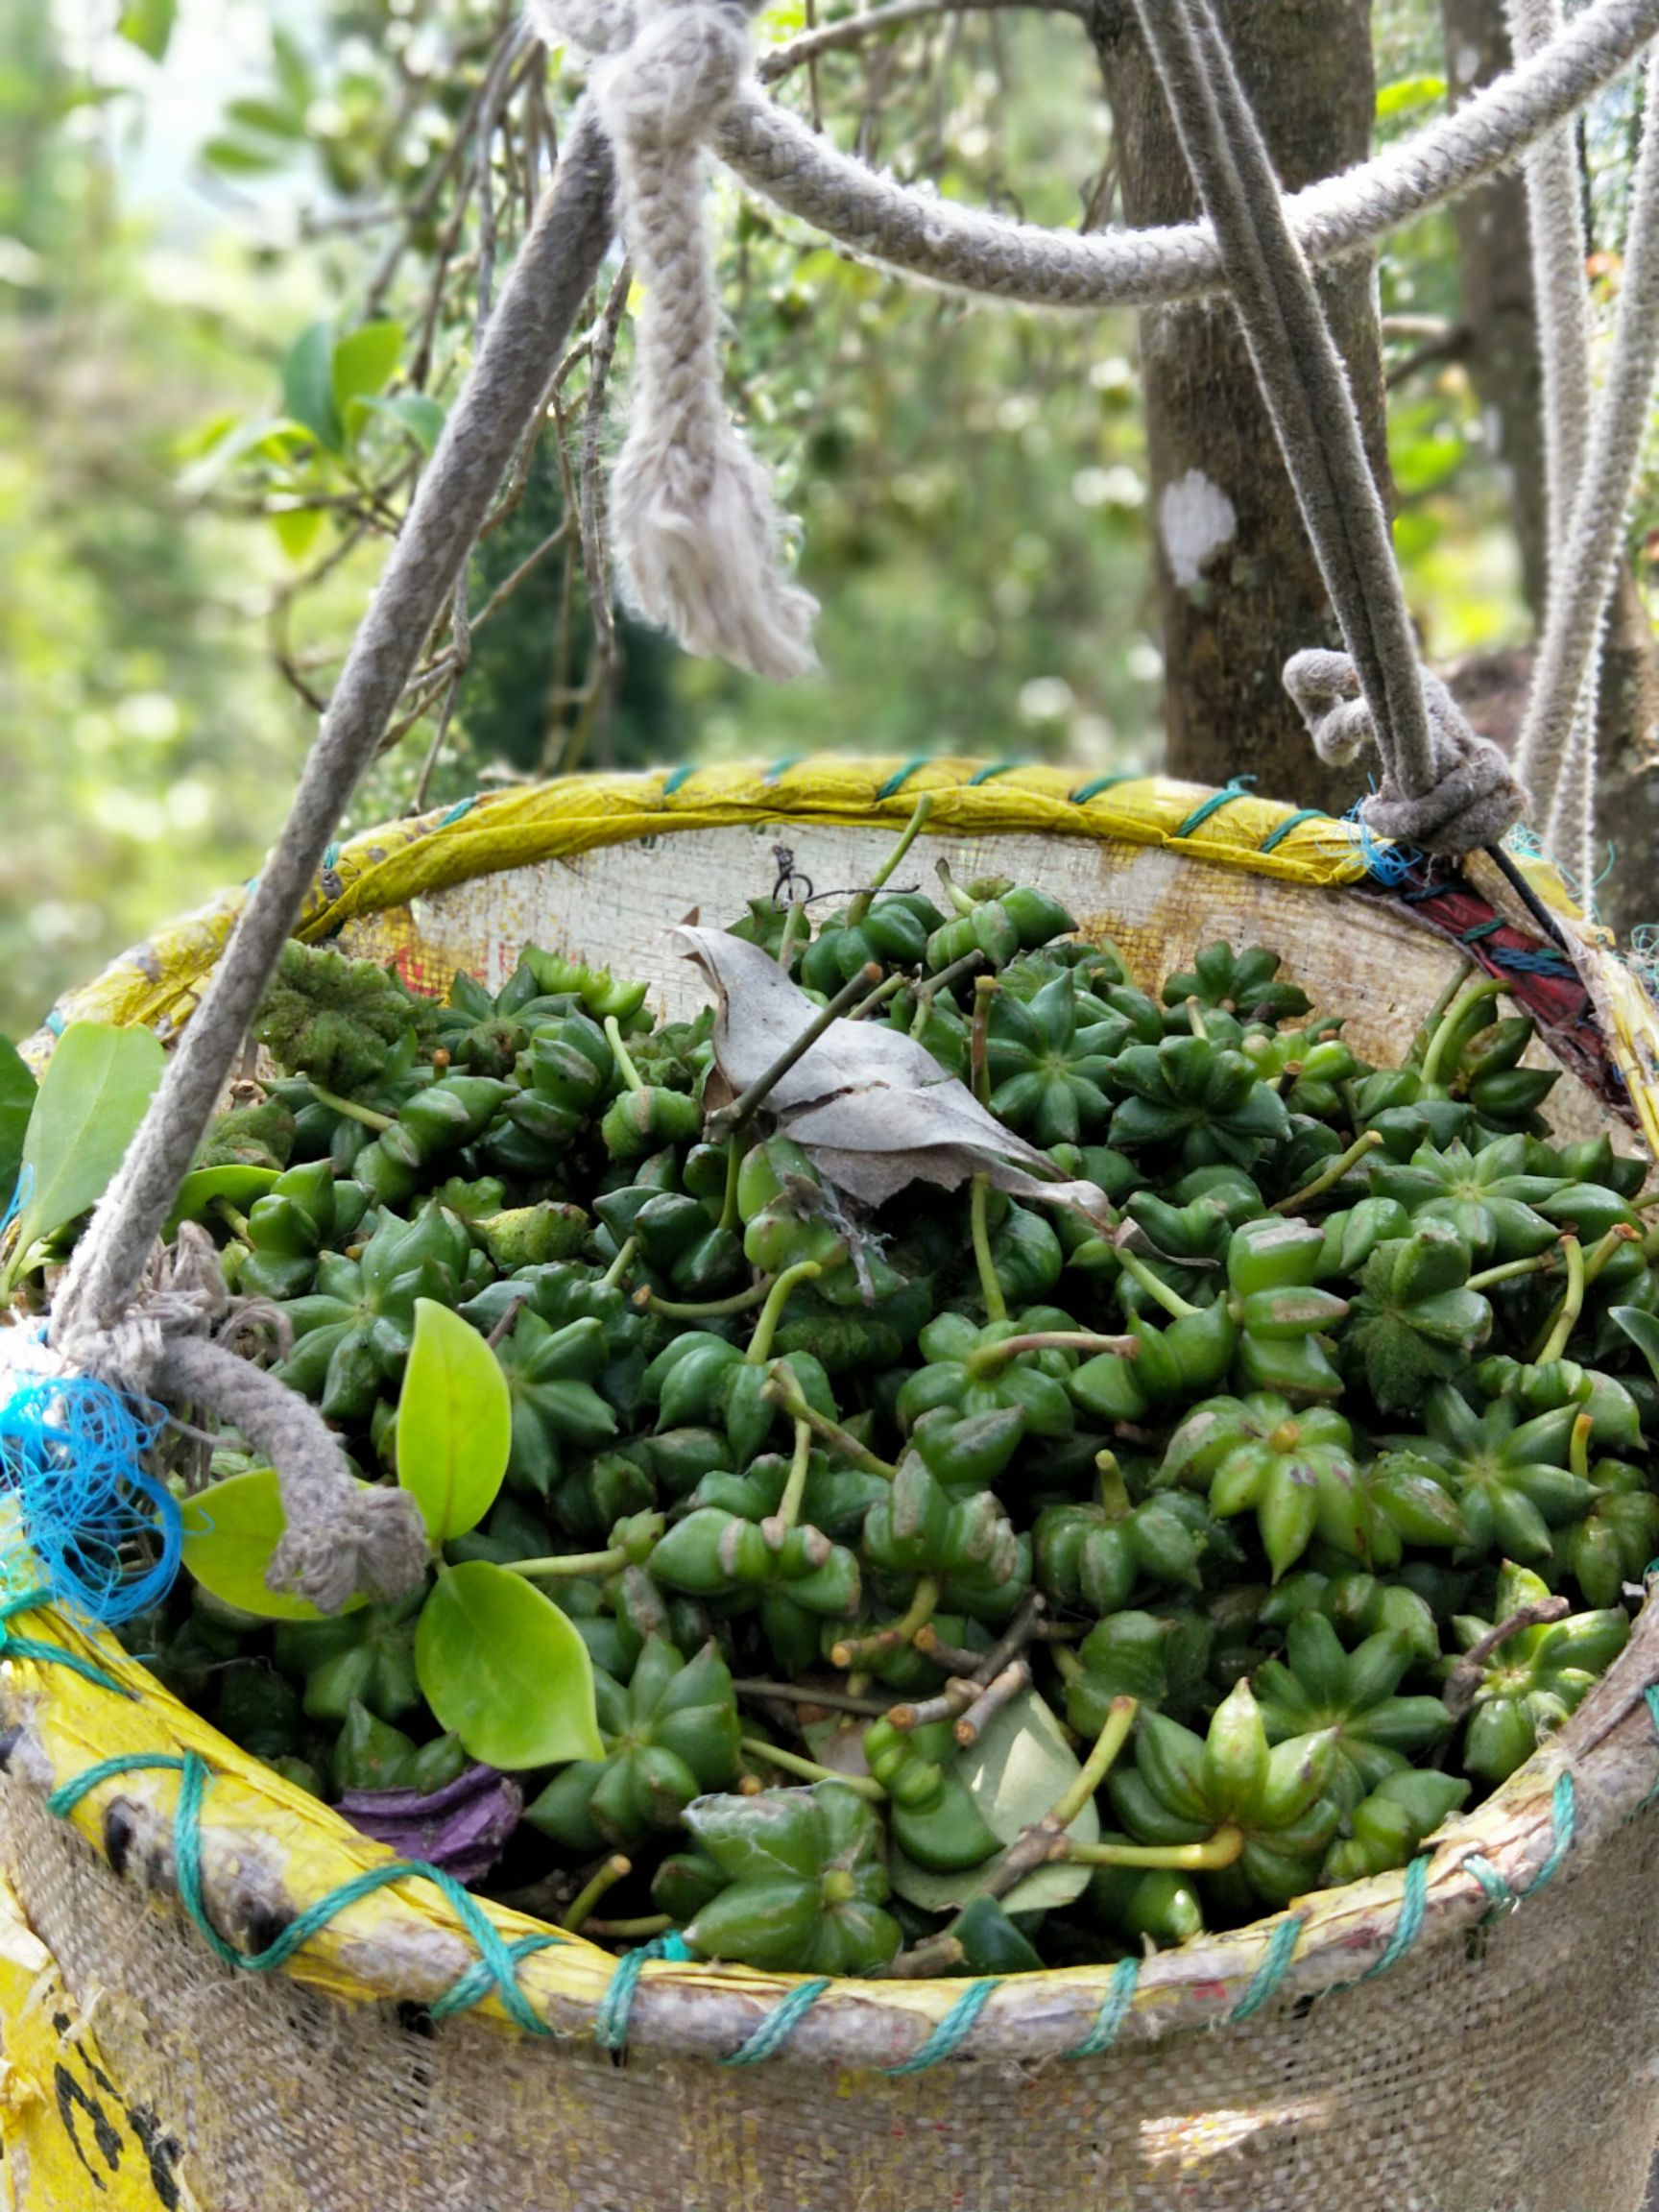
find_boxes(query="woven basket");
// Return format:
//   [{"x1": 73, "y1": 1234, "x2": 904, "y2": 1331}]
[{"x1": 4, "y1": 759, "x2": 1659, "y2": 2212}]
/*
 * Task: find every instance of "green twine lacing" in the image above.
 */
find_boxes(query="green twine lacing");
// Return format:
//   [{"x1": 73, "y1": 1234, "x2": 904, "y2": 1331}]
[{"x1": 0, "y1": 1505, "x2": 1599, "y2": 2069}]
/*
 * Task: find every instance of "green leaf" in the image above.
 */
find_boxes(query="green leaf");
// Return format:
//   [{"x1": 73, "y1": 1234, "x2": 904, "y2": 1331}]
[
  {"x1": 280, "y1": 322, "x2": 344, "y2": 454},
  {"x1": 178, "y1": 416, "x2": 310, "y2": 497},
  {"x1": 202, "y1": 135, "x2": 288, "y2": 178},
  {"x1": 164, "y1": 1166, "x2": 280, "y2": 1238},
  {"x1": 397, "y1": 1299, "x2": 512, "y2": 1542},
  {"x1": 889, "y1": 1692, "x2": 1098, "y2": 1913},
  {"x1": 332, "y1": 322, "x2": 404, "y2": 450},
  {"x1": 271, "y1": 505, "x2": 325, "y2": 564},
  {"x1": 1611, "y1": 1306, "x2": 1659, "y2": 1386},
  {"x1": 180, "y1": 1469, "x2": 366, "y2": 1623},
  {"x1": 0, "y1": 1038, "x2": 37, "y2": 1218},
  {"x1": 223, "y1": 96, "x2": 303, "y2": 140},
  {"x1": 5, "y1": 1023, "x2": 164, "y2": 1289},
  {"x1": 361, "y1": 391, "x2": 446, "y2": 456},
  {"x1": 416, "y1": 1561, "x2": 604, "y2": 1769},
  {"x1": 118, "y1": 0, "x2": 177, "y2": 60},
  {"x1": 272, "y1": 27, "x2": 314, "y2": 110},
  {"x1": 1377, "y1": 73, "x2": 1446, "y2": 120}
]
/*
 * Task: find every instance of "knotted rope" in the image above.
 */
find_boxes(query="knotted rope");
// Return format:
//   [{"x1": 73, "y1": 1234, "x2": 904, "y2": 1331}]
[
  {"x1": 1127, "y1": 0, "x2": 1526, "y2": 854},
  {"x1": 50, "y1": 1226, "x2": 430, "y2": 1614},
  {"x1": 1284, "y1": 651, "x2": 1527, "y2": 851},
  {"x1": 528, "y1": 0, "x2": 819, "y2": 680},
  {"x1": 708, "y1": 0, "x2": 1659, "y2": 311}
]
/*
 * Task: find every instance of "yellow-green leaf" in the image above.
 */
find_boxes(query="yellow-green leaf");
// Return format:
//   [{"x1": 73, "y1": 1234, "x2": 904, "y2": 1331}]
[
  {"x1": 332, "y1": 320, "x2": 403, "y2": 445},
  {"x1": 180, "y1": 1469, "x2": 367, "y2": 1623},
  {"x1": 271, "y1": 505, "x2": 325, "y2": 564},
  {"x1": 416, "y1": 1562, "x2": 604, "y2": 1769},
  {"x1": 6, "y1": 1022, "x2": 164, "y2": 1289},
  {"x1": 397, "y1": 1299, "x2": 511, "y2": 1543},
  {"x1": 0, "y1": 1038, "x2": 36, "y2": 1217}
]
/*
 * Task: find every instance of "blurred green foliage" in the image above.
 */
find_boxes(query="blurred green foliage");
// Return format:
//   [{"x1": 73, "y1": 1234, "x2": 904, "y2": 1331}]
[{"x1": 2, "y1": 0, "x2": 1648, "y2": 1040}]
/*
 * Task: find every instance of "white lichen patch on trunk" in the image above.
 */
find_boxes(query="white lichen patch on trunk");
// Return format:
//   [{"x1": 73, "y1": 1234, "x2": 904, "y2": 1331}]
[{"x1": 1158, "y1": 469, "x2": 1238, "y2": 589}]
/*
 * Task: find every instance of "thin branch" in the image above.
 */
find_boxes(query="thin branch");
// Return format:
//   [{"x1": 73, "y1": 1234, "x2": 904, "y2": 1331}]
[{"x1": 757, "y1": 0, "x2": 1084, "y2": 84}]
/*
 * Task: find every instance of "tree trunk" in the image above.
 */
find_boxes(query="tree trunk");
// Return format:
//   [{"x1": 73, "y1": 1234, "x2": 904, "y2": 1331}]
[{"x1": 1087, "y1": 0, "x2": 1385, "y2": 813}]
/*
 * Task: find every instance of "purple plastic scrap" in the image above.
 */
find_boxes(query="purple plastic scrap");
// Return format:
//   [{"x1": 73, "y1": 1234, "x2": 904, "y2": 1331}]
[{"x1": 338, "y1": 1765, "x2": 524, "y2": 1885}]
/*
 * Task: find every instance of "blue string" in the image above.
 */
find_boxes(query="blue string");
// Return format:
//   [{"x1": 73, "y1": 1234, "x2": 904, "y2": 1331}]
[
  {"x1": 0, "y1": 1366, "x2": 181, "y2": 1625},
  {"x1": 1069, "y1": 774, "x2": 1138, "y2": 805},
  {"x1": 438, "y1": 797, "x2": 477, "y2": 827},
  {"x1": 762, "y1": 756, "x2": 803, "y2": 785},
  {"x1": 322, "y1": 842, "x2": 341, "y2": 870},
  {"x1": 875, "y1": 759, "x2": 928, "y2": 801},
  {"x1": 719, "y1": 1976, "x2": 831, "y2": 2065},
  {"x1": 1067, "y1": 1956, "x2": 1140, "y2": 2057},
  {"x1": 968, "y1": 760, "x2": 1018, "y2": 786},
  {"x1": 883, "y1": 1976, "x2": 998, "y2": 2074},
  {"x1": 1343, "y1": 793, "x2": 1420, "y2": 884},
  {"x1": 0, "y1": 1164, "x2": 30, "y2": 1246},
  {"x1": 43, "y1": 1010, "x2": 64, "y2": 1038},
  {"x1": 662, "y1": 765, "x2": 697, "y2": 796},
  {"x1": 1173, "y1": 777, "x2": 1257, "y2": 840},
  {"x1": 1258, "y1": 806, "x2": 1326, "y2": 854}
]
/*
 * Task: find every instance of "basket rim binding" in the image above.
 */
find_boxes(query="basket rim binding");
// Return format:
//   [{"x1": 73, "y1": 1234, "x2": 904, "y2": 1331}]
[{"x1": 7, "y1": 757, "x2": 1659, "y2": 2075}]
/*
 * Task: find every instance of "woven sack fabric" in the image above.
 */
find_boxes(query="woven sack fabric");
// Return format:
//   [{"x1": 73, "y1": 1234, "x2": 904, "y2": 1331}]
[{"x1": 4, "y1": 760, "x2": 1659, "y2": 2212}]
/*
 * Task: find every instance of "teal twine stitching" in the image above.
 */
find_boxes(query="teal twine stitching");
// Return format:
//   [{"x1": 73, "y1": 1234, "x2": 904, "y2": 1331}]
[
  {"x1": 438, "y1": 796, "x2": 477, "y2": 827},
  {"x1": 661, "y1": 765, "x2": 697, "y2": 796},
  {"x1": 44, "y1": 1009, "x2": 65, "y2": 1036},
  {"x1": 1227, "y1": 1912, "x2": 1305, "y2": 2022},
  {"x1": 1460, "y1": 1853, "x2": 1514, "y2": 1909},
  {"x1": 594, "y1": 1932, "x2": 692, "y2": 2052},
  {"x1": 1361, "y1": 1854, "x2": 1430, "y2": 1980},
  {"x1": 47, "y1": 1750, "x2": 187, "y2": 1819},
  {"x1": 322, "y1": 842, "x2": 341, "y2": 870},
  {"x1": 1173, "y1": 777, "x2": 1258, "y2": 840},
  {"x1": 1459, "y1": 918, "x2": 1504, "y2": 943},
  {"x1": 1527, "y1": 1771, "x2": 1576, "y2": 1893},
  {"x1": 1067, "y1": 1955, "x2": 1140, "y2": 2057},
  {"x1": 883, "y1": 1976, "x2": 998, "y2": 2074},
  {"x1": 968, "y1": 760, "x2": 1018, "y2": 786},
  {"x1": 1259, "y1": 806, "x2": 1326, "y2": 854},
  {"x1": 427, "y1": 1931, "x2": 566, "y2": 2024},
  {"x1": 875, "y1": 759, "x2": 928, "y2": 801},
  {"x1": 0, "y1": 1589, "x2": 128, "y2": 1696},
  {"x1": 49, "y1": 1745, "x2": 557, "y2": 2035},
  {"x1": 1068, "y1": 773, "x2": 1137, "y2": 805},
  {"x1": 1639, "y1": 1687, "x2": 1659, "y2": 1813},
  {"x1": 720, "y1": 1977, "x2": 831, "y2": 2066},
  {"x1": 762, "y1": 756, "x2": 803, "y2": 784},
  {"x1": 1461, "y1": 1771, "x2": 1577, "y2": 1910}
]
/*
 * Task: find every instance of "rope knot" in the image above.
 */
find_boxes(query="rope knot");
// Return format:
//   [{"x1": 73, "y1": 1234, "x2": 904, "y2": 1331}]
[
  {"x1": 52, "y1": 1222, "x2": 425, "y2": 1615},
  {"x1": 528, "y1": 0, "x2": 819, "y2": 681},
  {"x1": 1284, "y1": 647, "x2": 1529, "y2": 854}
]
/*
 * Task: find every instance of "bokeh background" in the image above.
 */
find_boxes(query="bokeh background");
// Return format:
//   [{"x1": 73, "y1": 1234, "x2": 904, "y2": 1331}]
[{"x1": 3, "y1": 0, "x2": 1652, "y2": 1042}]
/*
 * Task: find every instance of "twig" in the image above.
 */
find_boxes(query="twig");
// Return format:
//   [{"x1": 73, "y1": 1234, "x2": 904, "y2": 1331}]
[
  {"x1": 952, "y1": 1657, "x2": 1030, "y2": 1746},
  {"x1": 706, "y1": 962, "x2": 882, "y2": 1140},
  {"x1": 1444, "y1": 1599, "x2": 1572, "y2": 1722}
]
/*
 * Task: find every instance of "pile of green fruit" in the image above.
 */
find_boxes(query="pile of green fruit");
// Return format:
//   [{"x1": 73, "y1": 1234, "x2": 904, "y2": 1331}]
[{"x1": 118, "y1": 813, "x2": 1659, "y2": 1981}]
